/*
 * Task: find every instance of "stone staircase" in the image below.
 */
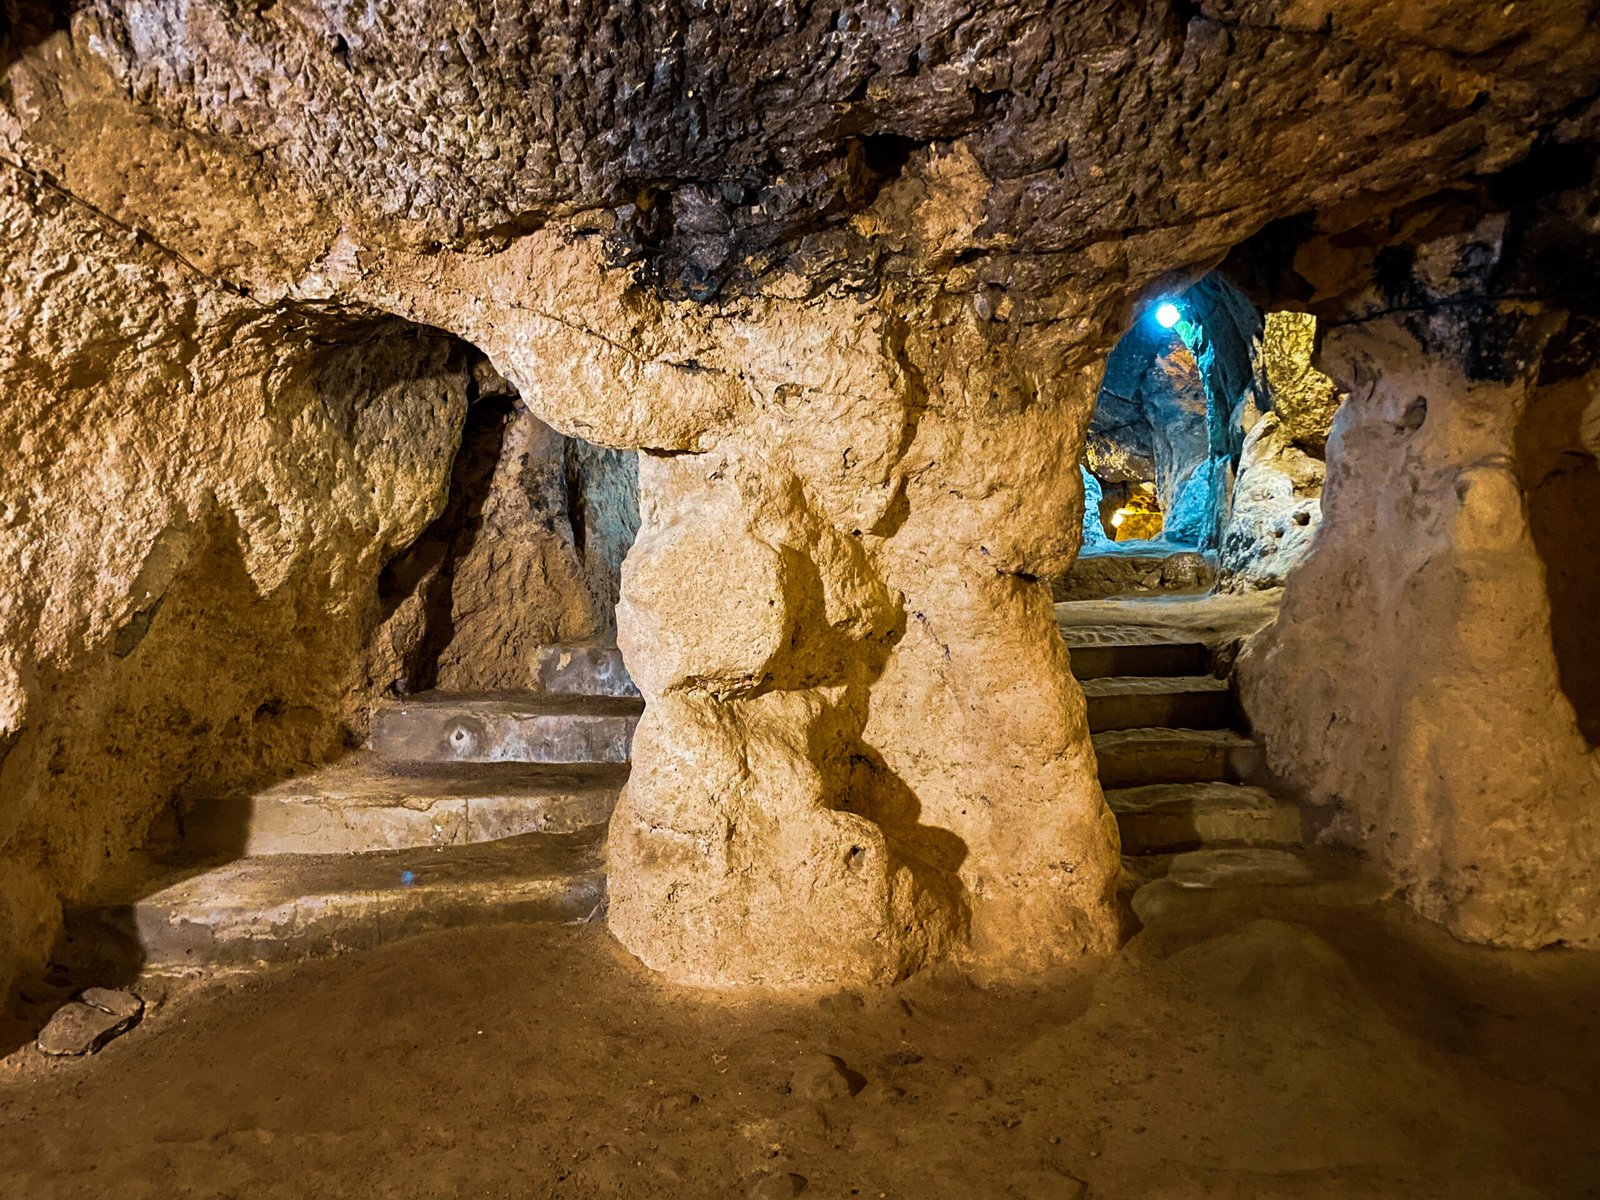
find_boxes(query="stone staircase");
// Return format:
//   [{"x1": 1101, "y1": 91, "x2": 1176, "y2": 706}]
[
  {"x1": 1069, "y1": 633, "x2": 1317, "y2": 886},
  {"x1": 59, "y1": 617, "x2": 1362, "y2": 979},
  {"x1": 61, "y1": 646, "x2": 641, "y2": 975}
]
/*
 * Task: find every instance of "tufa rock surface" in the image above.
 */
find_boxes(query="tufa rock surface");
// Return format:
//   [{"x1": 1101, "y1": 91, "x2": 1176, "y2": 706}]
[
  {"x1": 1219, "y1": 412, "x2": 1327, "y2": 591},
  {"x1": 1216, "y1": 310, "x2": 1341, "y2": 590},
  {"x1": 2, "y1": 0, "x2": 1600, "y2": 994},
  {"x1": 36, "y1": 988, "x2": 144, "y2": 1056},
  {"x1": 1237, "y1": 162, "x2": 1600, "y2": 949}
]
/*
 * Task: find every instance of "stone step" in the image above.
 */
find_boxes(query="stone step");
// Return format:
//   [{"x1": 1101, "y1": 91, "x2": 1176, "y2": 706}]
[
  {"x1": 1053, "y1": 551, "x2": 1217, "y2": 603},
  {"x1": 371, "y1": 691, "x2": 643, "y2": 765},
  {"x1": 1162, "y1": 846, "x2": 1319, "y2": 888},
  {"x1": 60, "y1": 829, "x2": 606, "y2": 974},
  {"x1": 1081, "y1": 675, "x2": 1232, "y2": 733},
  {"x1": 528, "y1": 643, "x2": 639, "y2": 698},
  {"x1": 181, "y1": 757, "x2": 627, "y2": 856},
  {"x1": 1106, "y1": 782, "x2": 1302, "y2": 855},
  {"x1": 1092, "y1": 726, "x2": 1260, "y2": 788},
  {"x1": 1068, "y1": 640, "x2": 1211, "y2": 681},
  {"x1": 1125, "y1": 847, "x2": 1394, "y2": 926}
]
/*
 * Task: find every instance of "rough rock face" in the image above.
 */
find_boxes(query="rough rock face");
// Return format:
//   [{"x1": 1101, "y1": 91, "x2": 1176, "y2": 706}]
[
  {"x1": 0, "y1": 169, "x2": 472, "y2": 990},
  {"x1": 609, "y1": 299, "x2": 1123, "y2": 986},
  {"x1": 1238, "y1": 173, "x2": 1600, "y2": 949},
  {"x1": 1163, "y1": 457, "x2": 1225, "y2": 547},
  {"x1": 1053, "y1": 548, "x2": 1217, "y2": 603},
  {"x1": 1080, "y1": 468, "x2": 1115, "y2": 553},
  {"x1": 368, "y1": 376, "x2": 640, "y2": 696},
  {"x1": 1218, "y1": 413, "x2": 1325, "y2": 590},
  {"x1": 1215, "y1": 310, "x2": 1343, "y2": 591},
  {"x1": 1140, "y1": 346, "x2": 1212, "y2": 513},
  {"x1": 48, "y1": 0, "x2": 1600, "y2": 303},
  {"x1": 1258, "y1": 311, "x2": 1341, "y2": 450},
  {"x1": 4, "y1": 0, "x2": 1600, "y2": 993},
  {"x1": 1088, "y1": 330, "x2": 1211, "y2": 533},
  {"x1": 1089, "y1": 327, "x2": 1170, "y2": 492}
]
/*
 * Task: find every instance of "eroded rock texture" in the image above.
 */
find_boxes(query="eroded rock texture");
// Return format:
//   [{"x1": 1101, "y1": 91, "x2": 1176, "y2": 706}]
[
  {"x1": 0, "y1": 167, "x2": 472, "y2": 985},
  {"x1": 1238, "y1": 154, "x2": 1600, "y2": 948},
  {"x1": 1087, "y1": 323, "x2": 1212, "y2": 538},
  {"x1": 1218, "y1": 311, "x2": 1339, "y2": 590},
  {"x1": 368, "y1": 368, "x2": 641, "y2": 696},
  {"x1": 3, "y1": 0, "x2": 1600, "y2": 992},
  {"x1": 1219, "y1": 412, "x2": 1325, "y2": 589},
  {"x1": 609, "y1": 296, "x2": 1121, "y2": 985}
]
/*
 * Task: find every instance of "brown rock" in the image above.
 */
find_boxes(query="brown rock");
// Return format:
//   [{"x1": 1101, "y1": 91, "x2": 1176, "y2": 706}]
[
  {"x1": 78, "y1": 987, "x2": 143, "y2": 1021},
  {"x1": 653, "y1": 1091, "x2": 701, "y2": 1117},
  {"x1": 788, "y1": 1054, "x2": 867, "y2": 1102},
  {"x1": 36, "y1": 990, "x2": 144, "y2": 1056},
  {"x1": 747, "y1": 1172, "x2": 808, "y2": 1199},
  {"x1": 1006, "y1": 1169, "x2": 1088, "y2": 1199}
]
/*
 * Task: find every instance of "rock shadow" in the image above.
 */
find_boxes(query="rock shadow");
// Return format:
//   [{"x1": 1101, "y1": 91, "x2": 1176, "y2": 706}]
[
  {"x1": 1517, "y1": 368, "x2": 1600, "y2": 744},
  {"x1": 376, "y1": 386, "x2": 517, "y2": 694},
  {"x1": 764, "y1": 545, "x2": 971, "y2": 937}
]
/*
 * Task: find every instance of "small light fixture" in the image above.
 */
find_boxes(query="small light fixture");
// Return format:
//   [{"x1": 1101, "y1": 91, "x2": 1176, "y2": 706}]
[{"x1": 1154, "y1": 302, "x2": 1181, "y2": 329}]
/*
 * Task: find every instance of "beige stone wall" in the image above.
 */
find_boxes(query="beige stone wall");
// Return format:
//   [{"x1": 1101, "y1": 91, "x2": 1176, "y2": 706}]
[
  {"x1": 1239, "y1": 317, "x2": 1600, "y2": 949},
  {"x1": 3, "y1": 0, "x2": 1599, "y2": 995},
  {"x1": 0, "y1": 170, "x2": 471, "y2": 993},
  {"x1": 1213, "y1": 311, "x2": 1341, "y2": 591},
  {"x1": 430, "y1": 408, "x2": 632, "y2": 689},
  {"x1": 369, "y1": 388, "x2": 640, "y2": 697}
]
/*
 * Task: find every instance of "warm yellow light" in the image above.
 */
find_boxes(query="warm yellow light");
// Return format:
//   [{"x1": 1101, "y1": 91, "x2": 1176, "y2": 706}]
[{"x1": 1111, "y1": 509, "x2": 1127, "y2": 528}]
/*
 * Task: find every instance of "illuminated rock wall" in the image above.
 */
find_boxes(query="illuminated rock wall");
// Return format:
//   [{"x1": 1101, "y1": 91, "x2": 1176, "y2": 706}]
[
  {"x1": 1239, "y1": 184, "x2": 1600, "y2": 948},
  {"x1": 3, "y1": 0, "x2": 1598, "y2": 994}
]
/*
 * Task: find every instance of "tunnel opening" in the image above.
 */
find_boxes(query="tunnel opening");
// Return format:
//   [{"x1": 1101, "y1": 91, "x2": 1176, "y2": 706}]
[
  {"x1": 1058, "y1": 272, "x2": 1341, "y2": 603},
  {"x1": 22, "y1": 314, "x2": 644, "y2": 1036},
  {"x1": 371, "y1": 351, "x2": 641, "y2": 697}
]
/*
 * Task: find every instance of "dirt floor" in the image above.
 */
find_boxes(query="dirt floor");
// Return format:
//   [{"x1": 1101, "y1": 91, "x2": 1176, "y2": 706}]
[{"x1": 3, "y1": 876, "x2": 1597, "y2": 1200}]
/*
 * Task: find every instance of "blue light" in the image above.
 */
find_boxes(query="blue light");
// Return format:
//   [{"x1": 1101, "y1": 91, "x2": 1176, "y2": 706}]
[{"x1": 1154, "y1": 302, "x2": 1181, "y2": 329}]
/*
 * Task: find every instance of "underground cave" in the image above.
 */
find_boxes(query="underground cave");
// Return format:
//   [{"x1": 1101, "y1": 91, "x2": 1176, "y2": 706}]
[{"x1": 2, "y1": 2, "x2": 1599, "y2": 1197}]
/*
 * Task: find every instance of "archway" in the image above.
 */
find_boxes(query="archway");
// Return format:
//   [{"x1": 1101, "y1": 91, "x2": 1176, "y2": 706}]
[
  {"x1": 26, "y1": 309, "x2": 646, "y2": 1027},
  {"x1": 1058, "y1": 274, "x2": 1339, "y2": 604}
]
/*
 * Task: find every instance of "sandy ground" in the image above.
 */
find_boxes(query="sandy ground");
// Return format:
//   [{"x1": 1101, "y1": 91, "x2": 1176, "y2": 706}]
[{"x1": 2, "y1": 877, "x2": 1596, "y2": 1200}]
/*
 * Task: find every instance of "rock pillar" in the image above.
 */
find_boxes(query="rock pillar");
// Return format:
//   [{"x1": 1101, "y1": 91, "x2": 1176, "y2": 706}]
[{"x1": 605, "y1": 295, "x2": 1122, "y2": 986}]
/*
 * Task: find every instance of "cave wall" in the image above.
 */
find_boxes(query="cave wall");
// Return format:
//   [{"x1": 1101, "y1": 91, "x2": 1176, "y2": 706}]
[
  {"x1": 430, "y1": 408, "x2": 639, "y2": 689},
  {"x1": 0, "y1": 170, "x2": 472, "y2": 993},
  {"x1": 1518, "y1": 356, "x2": 1600, "y2": 745},
  {"x1": 1217, "y1": 311, "x2": 1340, "y2": 590},
  {"x1": 565, "y1": 437, "x2": 642, "y2": 642},
  {"x1": 1086, "y1": 326, "x2": 1211, "y2": 542},
  {"x1": 369, "y1": 364, "x2": 642, "y2": 697},
  {"x1": 1238, "y1": 178, "x2": 1600, "y2": 949},
  {"x1": 3, "y1": 0, "x2": 1600, "y2": 993}
]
